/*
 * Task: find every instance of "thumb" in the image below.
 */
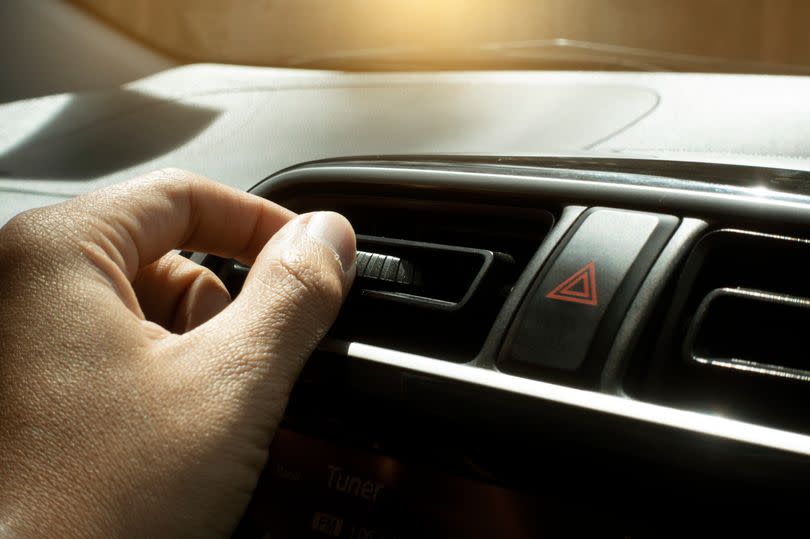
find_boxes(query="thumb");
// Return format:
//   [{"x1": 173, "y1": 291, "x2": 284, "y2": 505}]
[{"x1": 188, "y1": 211, "x2": 356, "y2": 398}]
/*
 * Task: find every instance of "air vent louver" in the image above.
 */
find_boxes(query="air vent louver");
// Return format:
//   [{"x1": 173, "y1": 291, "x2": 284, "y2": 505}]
[{"x1": 638, "y1": 229, "x2": 810, "y2": 433}]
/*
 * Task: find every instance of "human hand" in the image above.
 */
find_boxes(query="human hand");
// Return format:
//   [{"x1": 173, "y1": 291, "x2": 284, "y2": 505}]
[{"x1": 0, "y1": 169, "x2": 356, "y2": 538}]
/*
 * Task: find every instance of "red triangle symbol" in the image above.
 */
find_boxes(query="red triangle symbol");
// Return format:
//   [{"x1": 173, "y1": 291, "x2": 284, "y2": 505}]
[{"x1": 545, "y1": 261, "x2": 598, "y2": 306}]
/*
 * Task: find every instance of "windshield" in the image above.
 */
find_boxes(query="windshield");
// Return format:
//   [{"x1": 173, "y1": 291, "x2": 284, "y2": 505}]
[{"x1": 73, "y1": 0, "x2": 810, "y2": 75}]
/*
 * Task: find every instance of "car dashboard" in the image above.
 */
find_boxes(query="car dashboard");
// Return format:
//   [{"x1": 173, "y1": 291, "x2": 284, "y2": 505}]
[
  {"x1": 3, "y1": 62, "x2": 810, "y2": 535},
  {"x1": 191, "y1": 156, "x2": 810, "y2": 536}
]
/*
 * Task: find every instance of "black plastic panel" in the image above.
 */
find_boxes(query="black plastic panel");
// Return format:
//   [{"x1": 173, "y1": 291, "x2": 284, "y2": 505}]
[{"x1": 202, "y1": 156, "x2": 810, "y2": 538}]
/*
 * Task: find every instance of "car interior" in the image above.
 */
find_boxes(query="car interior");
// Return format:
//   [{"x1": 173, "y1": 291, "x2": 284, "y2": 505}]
[{"x1": 3, "y1": 0, "x2": 810, "y2": 535}]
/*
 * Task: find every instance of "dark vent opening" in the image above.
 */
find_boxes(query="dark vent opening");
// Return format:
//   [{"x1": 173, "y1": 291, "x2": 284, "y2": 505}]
[
  {"x1": 631, "y1": 229, "x2": 810, "y2": 434},
  {"x1": 208, "y1": 193, "x2": 554, "y2": 362},
  {"x1": 687, "y1": 288, "x2": 810, "y2": 378}
]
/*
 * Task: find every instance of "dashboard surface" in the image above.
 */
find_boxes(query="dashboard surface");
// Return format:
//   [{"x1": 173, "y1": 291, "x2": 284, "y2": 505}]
[{"x1": 4, "y1": 65, "x2": 810, "y2": 225}]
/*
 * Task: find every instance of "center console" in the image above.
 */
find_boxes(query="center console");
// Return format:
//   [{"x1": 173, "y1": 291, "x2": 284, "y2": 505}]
[{"x1": 193, "y1": 156, "x2": 810, "y2": 536}]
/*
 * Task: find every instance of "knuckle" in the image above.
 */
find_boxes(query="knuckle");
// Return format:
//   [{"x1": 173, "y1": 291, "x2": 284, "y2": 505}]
[
  {"x1": 194, "y1": 263, "x2": 220, "y2": 284},
  {"x1": 148, "y1": 167, "x2": 196, "y2": 183},
  {"x1": 141, "y1": 168, "x2": 212, "y2": 192},
  {"x1": 0, "y1": 208, "x2": 72, "y2": 282},
  {"x1": 156, "y1": 166, "x2": 192, "y2": 178},
  {"x1": 192, "y1": 264, "x2": 229, "y2": 295},
  {"x1": 274, "y1": 249, "x2": 343, "y2": 308},
  {"x1": 0, "y1": 207, "x2": 58, "y2": 254},
  {"x1": 3, "y1": 207, "x2": 47, "y2": 236}
]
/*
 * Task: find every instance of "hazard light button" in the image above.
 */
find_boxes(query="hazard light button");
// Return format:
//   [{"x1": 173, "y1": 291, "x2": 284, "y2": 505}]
[{"x1": 499, "y1": 208, "x2": 678, "y2": 382}]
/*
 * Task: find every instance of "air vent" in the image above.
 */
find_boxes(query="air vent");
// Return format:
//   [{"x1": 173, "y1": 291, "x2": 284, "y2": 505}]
[
  {"x1": 686, "y1": 287, "x2": 810, "y2": 382},
  {"x1": 207, "y1": 193, "x2": 554, "y2": 362},
  {"x1": 636, "y1": 229, "x2": 810, "y2": 433}
]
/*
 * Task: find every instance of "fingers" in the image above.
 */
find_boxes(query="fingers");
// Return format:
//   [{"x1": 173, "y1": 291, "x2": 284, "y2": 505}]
[
  {"x1": 185, "y1": 211, "x2": 356, "y2": 395},
  {"x1": 14, "y1": 168, "x2": 296, "y2": 282},
  {"x1": 133, "y1": 253, "x2": 231, "y2": 333}
]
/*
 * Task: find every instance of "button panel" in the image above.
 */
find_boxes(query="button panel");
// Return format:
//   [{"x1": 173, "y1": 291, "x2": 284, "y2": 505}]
[{"x1": 500, "y1": 208, "x2": 678, "y2": 381}]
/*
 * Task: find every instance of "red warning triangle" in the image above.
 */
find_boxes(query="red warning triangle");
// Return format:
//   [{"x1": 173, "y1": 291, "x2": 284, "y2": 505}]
[{"x1": 546, "y1": 261, "x2": 598, "y2": 306}]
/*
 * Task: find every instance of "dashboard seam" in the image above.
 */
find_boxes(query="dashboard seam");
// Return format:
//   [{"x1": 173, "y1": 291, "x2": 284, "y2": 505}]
[{"x1": 582, "y1": 88, "x2": 661, "y2": 150}]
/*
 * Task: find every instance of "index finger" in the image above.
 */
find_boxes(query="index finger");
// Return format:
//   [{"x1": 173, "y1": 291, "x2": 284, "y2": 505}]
[{"x1": 58, "y1": 168, "x2": 295, "y2": 281}]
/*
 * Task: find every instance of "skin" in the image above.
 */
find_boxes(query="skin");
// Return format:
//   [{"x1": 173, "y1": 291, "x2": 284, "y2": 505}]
[{"x1": 0, "y1": 169, "x2": 357, "y2": 538}]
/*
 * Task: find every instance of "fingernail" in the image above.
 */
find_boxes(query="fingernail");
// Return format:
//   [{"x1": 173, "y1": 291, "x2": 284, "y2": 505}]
[{"x1": 305, "y1": 211, "x2": 356, "y2": 272}]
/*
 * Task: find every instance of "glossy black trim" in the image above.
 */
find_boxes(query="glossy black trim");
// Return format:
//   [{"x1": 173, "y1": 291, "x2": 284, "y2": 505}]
[
  {"x1": 232, "y1": 155, "x2": 810, "y2": 461},
  {"x1": 474, "y1": 206, "x2": 586, "y2": 369},
  {"x1": 255, "y1": 159, "x2": 810, "y2": 234},
  {"x1": 601, "y1": 218, "x2": 708, "y2": 392},
  {"x1": 260, "y1": 154, "x2": 810, "y2": 199}
]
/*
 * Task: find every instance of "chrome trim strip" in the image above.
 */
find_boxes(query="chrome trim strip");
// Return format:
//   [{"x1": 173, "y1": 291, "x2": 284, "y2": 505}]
[{"x1": 324, "y1": 340, "x2": 810, "y2": 457}]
